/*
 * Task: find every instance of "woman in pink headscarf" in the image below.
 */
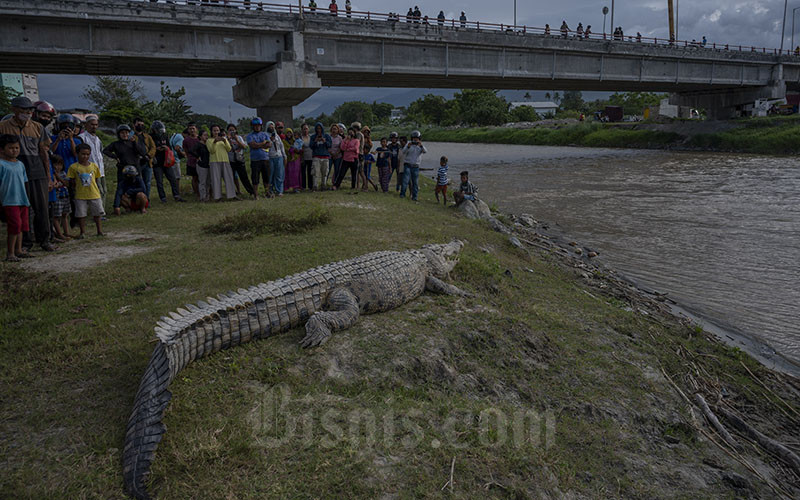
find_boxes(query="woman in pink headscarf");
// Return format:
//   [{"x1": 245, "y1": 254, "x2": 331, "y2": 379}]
[{"x1": 283, "y1": 127, "x2": 302, "y2": 192}]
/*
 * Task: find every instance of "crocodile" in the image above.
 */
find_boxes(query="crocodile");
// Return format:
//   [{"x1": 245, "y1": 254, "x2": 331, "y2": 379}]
[{"x1": 123, "y1": 241, "x2": 466, "y2": 499}]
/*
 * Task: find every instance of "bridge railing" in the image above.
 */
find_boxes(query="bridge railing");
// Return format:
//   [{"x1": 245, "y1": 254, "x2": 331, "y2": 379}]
[{"x1": 95, "y1": 1, "x2": 800, "y2": 57}]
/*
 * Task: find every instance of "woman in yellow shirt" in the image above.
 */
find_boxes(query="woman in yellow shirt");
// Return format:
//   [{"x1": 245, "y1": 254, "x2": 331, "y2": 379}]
[{"x1": 206, "y1": 124, "x2": 238, "y2": 201}]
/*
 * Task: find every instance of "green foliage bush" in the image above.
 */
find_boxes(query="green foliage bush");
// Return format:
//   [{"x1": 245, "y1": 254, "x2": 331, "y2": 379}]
[{"x1": 203, "y1": 205, "x2": 331, "y2": 239}]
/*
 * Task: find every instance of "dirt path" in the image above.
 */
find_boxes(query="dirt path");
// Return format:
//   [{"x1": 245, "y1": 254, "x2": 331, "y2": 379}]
[{"x1": 20, "y1": 231, "x2": 160, "y2": 274}]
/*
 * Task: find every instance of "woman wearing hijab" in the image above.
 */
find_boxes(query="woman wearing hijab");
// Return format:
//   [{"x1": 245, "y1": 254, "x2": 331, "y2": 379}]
[{"x1": 283, "y1": 128, "x2": 302, "y2": 192}]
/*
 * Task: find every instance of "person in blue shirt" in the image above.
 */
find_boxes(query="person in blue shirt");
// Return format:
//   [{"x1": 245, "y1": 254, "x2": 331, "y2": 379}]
[
  {"x1": 49, "y1": 114, "x2": 82, "y2": 172},
  {"x1": 0, "y1": 134, "x2": 32, "y2": 261},
  {"x1": 246, "y1": 118, "x2": 270, "y2": 199}
]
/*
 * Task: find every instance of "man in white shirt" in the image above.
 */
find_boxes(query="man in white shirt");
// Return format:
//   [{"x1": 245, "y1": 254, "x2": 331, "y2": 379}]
[
  {"x1": 78, "y1": 115, "x2": 106, "y2": 210},
  {"x1": 399, "y1": 130, "x2": 427, "y2": 201}
]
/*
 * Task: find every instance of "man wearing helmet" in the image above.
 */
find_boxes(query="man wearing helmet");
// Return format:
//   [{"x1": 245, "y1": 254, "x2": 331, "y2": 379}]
[
  {"x1": 400, "y1": 130, "x2": 427, "y2": 201},
  {"x1": 103, "y1": 124, "x2": 148, "y2": 215},
  {"x1": 246, "y1": 117, "x2": 271, "y2": 199},
  {"x1": 150, "y1": 120, "x2": 185, "y2": 204},
  {"x1": 33, "y1": 101, "x2": 56, "y2": 133},
  {"x1": 0, "y1": 96, "x2": 55, "y2": 251}
]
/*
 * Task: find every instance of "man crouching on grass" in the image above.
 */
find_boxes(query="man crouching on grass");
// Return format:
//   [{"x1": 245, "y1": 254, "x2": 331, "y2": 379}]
[
  {"x1": 119, "y1": 165, "x2": 149, "y2": 214},
  {"x1": 0, "y1": 134, "x2": 34, "y2": 262},
  {"x1": 67, "y1": 143, "x2": 104, "y2": 238}
]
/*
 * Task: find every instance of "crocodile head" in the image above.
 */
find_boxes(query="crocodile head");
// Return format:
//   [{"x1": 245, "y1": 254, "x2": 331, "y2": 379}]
[{"x1": 420, "y1": 240, "x2": 464, "y2": 278}]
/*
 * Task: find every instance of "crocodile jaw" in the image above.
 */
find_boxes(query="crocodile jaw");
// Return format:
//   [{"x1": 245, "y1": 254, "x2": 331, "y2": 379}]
[{"x1": 422, "y1": 240, "x2": 464, "y2": 278}]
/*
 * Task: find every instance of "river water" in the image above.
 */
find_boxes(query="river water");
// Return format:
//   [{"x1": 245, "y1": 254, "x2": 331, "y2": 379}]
[{"x1": 422, "y1": 142, "x2": 800, "y2": 372}]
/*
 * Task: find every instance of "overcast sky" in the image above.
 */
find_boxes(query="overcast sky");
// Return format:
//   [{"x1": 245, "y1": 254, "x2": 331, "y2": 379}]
[{"x1": 36, "y1": 0, "x2": 794, "y2": 119}]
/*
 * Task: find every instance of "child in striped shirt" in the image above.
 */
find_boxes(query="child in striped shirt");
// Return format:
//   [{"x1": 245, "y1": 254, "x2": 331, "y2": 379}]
[{"x1": 434, "y1": 156, "x2": 449, "y2": 204}]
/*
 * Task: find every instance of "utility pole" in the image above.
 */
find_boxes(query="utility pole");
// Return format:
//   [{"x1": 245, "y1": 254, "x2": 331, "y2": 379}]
[
  {"x1": 675, "y1": 0, "x2": 679, "y2": 40},
  {"x1": 609, "y1": 0, "x2": 615, "y2": 38},
  {"x1": 602, "y1": 6, "x2": 608, "y2": 36},
  {"x1": 668, "y1": 0, "x2": 675, "y2": 42},
  {"x1": 513, "y1": 0, "x2": 517, "y2": 27},
  {"x1": 781, "y1": 0, "x2": 788, "y2": 53},
  {"x1": 793, "y1": 7, "x2": 800, "y2": 53}
]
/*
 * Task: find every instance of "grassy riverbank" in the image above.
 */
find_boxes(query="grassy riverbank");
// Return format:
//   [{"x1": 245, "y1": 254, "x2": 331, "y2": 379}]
[
  {"x1": 389, "y1": 116, "x2": 800, "y2": 154},
  {"x1": 2, "y1": 177, "x2": 799, "y2": 498}
]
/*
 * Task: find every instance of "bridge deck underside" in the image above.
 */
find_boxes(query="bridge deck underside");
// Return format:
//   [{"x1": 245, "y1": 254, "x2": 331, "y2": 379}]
[
  {"x1": 316, "y1": 71, "x2": 750, "y2": 93},
  {"x1": 0, "y1": 53, "x2": 267, "y2": 78}
]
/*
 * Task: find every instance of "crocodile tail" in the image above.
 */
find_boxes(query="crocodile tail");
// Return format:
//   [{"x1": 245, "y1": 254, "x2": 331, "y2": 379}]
[{"x1": 123, "y1": 342, "x2": 172, "y2": 500}]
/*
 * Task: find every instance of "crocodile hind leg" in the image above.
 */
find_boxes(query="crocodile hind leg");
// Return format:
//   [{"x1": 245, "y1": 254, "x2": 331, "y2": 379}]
[
  {"x1": 300, "y1": 288, "x2": 360, "y2": 348},
  {"x1": 425, "y1": 276, "x2": 470, "y2": 297}
]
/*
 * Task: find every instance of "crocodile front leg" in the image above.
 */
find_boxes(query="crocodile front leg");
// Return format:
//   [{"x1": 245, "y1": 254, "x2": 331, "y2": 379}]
[
  {"x1": 425, "y1": 276, "x2": 470, "y2": 296},
  {"x1": 300, "y1": 288, "x2": 360, "y2": 348}
]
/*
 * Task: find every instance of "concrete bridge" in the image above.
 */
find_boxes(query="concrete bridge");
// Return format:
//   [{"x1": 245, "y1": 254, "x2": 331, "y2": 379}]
[{"x1": 2, "y1": 0, "x2": 799, "y2": 121}]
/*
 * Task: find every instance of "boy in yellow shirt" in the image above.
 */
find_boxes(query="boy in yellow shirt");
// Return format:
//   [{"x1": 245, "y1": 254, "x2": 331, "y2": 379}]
[{"x1": 67, "y1": 143, "x2": 104, "y2": 238}]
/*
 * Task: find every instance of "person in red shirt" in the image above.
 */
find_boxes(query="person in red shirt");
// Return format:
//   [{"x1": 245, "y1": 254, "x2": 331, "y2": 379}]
[{"x1": 328, "y1": 0, "x2": 337, "y2": 16}]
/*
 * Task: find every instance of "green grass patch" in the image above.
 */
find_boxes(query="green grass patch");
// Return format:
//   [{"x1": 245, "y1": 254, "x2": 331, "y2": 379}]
[{"x1": 202, "y1": 205, "x2": 331, "y2": 239}]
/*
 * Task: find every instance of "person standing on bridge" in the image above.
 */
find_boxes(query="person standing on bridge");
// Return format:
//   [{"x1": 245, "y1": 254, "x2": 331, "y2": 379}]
[
  {"x1": 328, "y1": 0, "x2": 337, "y2": 16},
  {"x1": 345, "y1": 0, "x2": 351, "y2": 17},
  {"x1": 413, "y1": 6, "x2": 421, "y2": 23},
  {"x1": 576, "y1": 23, "x2": 583, "y2": 38},
  {"x1": 585, "y1": 25, "x2": 592, "y2": 39},
  {"x1": 459, "y1": 11, "x2": 467, "y2": 28},
  {"x1": 560, "y1": 21, "x2": 569, "y2": 38},
  {"x1": 437, "y1": 11, "x2": 445, "y2": 26},
  {"x1": 308, "y1": 0, "x2": 317, "y2": 13},
  {"x1": 407, "y1": 8, "x2": 414, "y2": 23}
]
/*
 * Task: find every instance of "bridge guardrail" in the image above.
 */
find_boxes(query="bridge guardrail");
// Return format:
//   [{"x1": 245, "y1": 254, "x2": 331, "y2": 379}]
[{"x1": 61, "y1": 0, "x2": 800, "y2": 57}]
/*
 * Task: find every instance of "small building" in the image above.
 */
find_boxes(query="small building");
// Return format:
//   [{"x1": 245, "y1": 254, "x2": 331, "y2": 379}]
[
  {"x1": 510, "y1": 101, "x2": 558, "y2": 115},
  {"x1": 390, "y1": 108, "x2": 405, "y2": 122},
  {"x1": 1, "y1": 73, "x2": 39, "y2": 101}
]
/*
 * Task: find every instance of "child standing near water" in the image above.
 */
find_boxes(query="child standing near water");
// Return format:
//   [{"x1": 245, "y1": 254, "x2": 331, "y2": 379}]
[
  {"x1": 435, "y1": 156, "x2": 449, "y2": 204},
  {"x1": 67, "y1": 143, "x2": 104, "y2": 238},
  {"x1": 0, "y1": 134, "x2": 32, "y2": 262}
]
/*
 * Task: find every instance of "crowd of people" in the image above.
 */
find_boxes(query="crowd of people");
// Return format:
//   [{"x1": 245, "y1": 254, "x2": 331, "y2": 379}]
[{"x1": 0, "y1": 96, "x2": 481, "y2": 262}]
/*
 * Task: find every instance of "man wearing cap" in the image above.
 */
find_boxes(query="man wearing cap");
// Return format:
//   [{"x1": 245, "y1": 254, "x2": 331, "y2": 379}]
[
  {"x1": 78, "y1": 115, "x2": 107, "y2": 209},
  {"x1": 0, "y1": 96, "x2": 55, "y2": 251}
]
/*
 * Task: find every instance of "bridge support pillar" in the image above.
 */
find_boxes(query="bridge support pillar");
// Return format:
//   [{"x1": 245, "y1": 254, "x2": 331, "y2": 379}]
[
  {"x1": 232, "y1": 59, "x2": 321, "y2": 125},
  {"x1": 670, "y1": 80, "x2": 786, "y2": 119}
]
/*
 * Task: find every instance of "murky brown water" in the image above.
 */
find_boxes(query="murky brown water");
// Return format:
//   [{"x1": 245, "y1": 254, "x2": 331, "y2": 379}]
[{"x1": 423, "y1": 142, "x2": 800, "y2": 371}]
